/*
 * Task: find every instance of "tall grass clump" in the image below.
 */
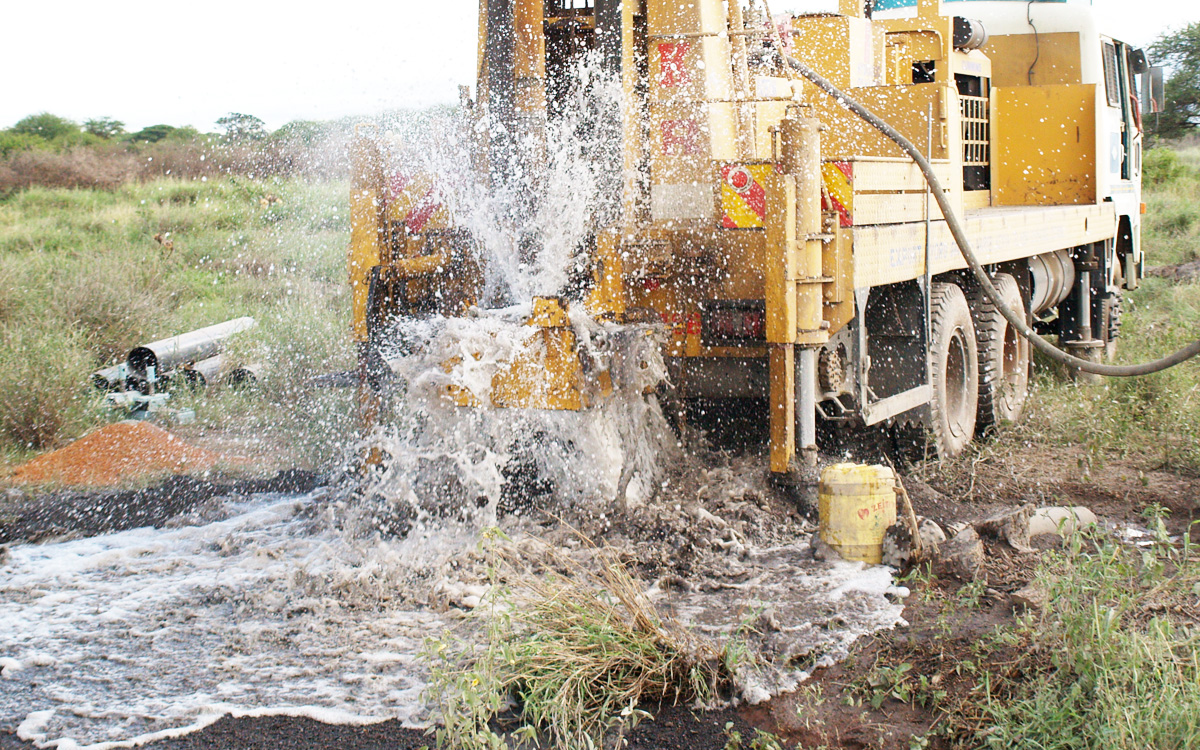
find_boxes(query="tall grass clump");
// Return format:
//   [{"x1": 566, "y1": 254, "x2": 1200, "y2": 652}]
[
  {"x1": 0, "y1": 327, "x2": 94, "y2": 454},
  {"x1": 425, "y1": 533, "x2": 723, "y2": 749},
  {"x1": 974, "y1": 521, "x2": 1200, "y2": 749},
  {"x1": 1143, "y1": 147, "x2": 1200, "y2": 267}
]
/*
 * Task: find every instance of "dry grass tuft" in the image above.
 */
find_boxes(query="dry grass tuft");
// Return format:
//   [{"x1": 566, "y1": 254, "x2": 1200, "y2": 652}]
[{"x1": 425, "y1": 531, "x2": 724, "y2": 749}]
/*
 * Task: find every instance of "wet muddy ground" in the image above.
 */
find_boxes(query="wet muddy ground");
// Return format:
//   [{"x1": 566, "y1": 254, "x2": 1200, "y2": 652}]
[{"x1": 2, "y1": 440, "x2": 1197, "y2": 750}]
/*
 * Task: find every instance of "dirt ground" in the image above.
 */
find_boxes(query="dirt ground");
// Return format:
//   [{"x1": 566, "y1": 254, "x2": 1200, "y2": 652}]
[{"x1": 1, "y1": 436, "x2": 1197, "y2": 750}]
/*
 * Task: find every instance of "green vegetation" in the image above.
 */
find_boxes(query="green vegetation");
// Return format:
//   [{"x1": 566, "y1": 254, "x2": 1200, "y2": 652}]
[
  {"x1": 834, "y1": 521, "x2": 1200, "y2": 750},
  {"x1": 1001, "y1": 146, "x2": 1200, "y2": 472},
  {"x1": 976, "y1": 520, "x2": 1200, "y2": 749},
  {"x1": 0, "y1": 176, "x2": 355, "y2": 466},
  {"x1": 722, "y1": 723, "x2": 786, "y2": 750},
  {"x1": 217, "y1": 112, "x2": 267, "y2": 143},
  {"x1": 424, "y1": 533, "x2": 723, "y2": 749},
  {"x1": 1150, "y1": 24, "x2": 1200, "y2": 140}
]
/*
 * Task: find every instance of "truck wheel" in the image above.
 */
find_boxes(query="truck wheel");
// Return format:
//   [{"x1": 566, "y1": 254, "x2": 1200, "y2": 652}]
[
  {"x1": 929, "y1": 282, "x2": 978, "y2": 458},
  {"x1": 968, "y1": 273, "x2": 1030, "y2": 433}
]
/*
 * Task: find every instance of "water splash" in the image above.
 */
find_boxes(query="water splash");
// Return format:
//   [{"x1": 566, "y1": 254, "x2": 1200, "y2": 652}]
[{"x1": 357, "y1": 55, "x2": 674, "y2": 526}]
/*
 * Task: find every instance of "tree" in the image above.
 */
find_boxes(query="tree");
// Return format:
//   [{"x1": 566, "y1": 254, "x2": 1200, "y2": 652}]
[
  {"x1": 83, "y1": 117, "x2": 126, "y2": 139},
  {"x1": 10, "y1": 113, "x2": 79, "y2": 141},
  {"x1": 216, "y1": 112, "x2": 266, "y2": 142},
  {"x1": 129, "y1": 124, "x2": 179, "y2": 143},
  {"x1": 1149, "y1": 24, "x2": 1200, "y2": 140},
  {"x1": 271, "y1": 119, "x2": 329, "y2": 146}
]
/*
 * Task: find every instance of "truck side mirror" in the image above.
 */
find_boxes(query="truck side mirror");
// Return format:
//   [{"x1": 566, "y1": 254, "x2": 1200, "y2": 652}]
[
  {"x1": 1129, "y1": 48, "x2": 1149, "y2": 75},
  {"x1": 1142, "y1": 67, "x2": 1165, "y2": 114}
]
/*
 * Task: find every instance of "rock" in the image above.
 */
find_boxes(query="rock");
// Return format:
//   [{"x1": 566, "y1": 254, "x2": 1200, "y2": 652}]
[
  {"x1": 934, "y1": 527, "x2": 985, "y2": 581},
  {"x1": 1029, "y1": 506, "x2": 1098, "y2": 537},
  {"x1": 882, "y1": 522, "x2": 914, "y2": 568},
  {"x1": 917, "y1": 517, "x2": 947, "y2": 551},
  {"x1": 1011, "y1": 581, "x2": 1048, "y2": 611},
  {"x1": 809, "y1": 531, "x2": 843, "y2": 562},
  {"x1": 1146, "y1": 259, "x2": 1200, "y2": 282},
  {"x1": 0, "y1": 544, "x2": 9, "y2": 567},
  {"x1": 755, "y1": 606, "x2": 782, "y2": 632},
  {"x1": 973, "y1": 504, "x2": 1035, "y2": 552},
  {"x1": 882, "y1": 516, "x2": 947, "y2": 568}
]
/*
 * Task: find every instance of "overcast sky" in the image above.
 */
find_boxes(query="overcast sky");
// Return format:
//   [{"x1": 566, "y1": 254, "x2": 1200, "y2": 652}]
[{"x1": 2, "y1": 0, "x2": 1193, "y2": 133}]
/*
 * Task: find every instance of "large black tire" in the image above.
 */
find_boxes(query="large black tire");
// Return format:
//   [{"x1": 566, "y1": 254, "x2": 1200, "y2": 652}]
[
  {"x1": 929, "y1": 282, "x2": 979, "y2": 458},
  {"x1": 967, "y1": 273, "x2": 1031, "y2": 433}
]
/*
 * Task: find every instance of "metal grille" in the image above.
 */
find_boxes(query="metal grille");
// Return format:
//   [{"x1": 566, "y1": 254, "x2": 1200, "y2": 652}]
[
  {"x1": 960, "y1": 94, "x2": 990, "y2": 178},
  {"x1": 1102, "y1": 42, "x2": 1121, "y2": 107},
  {"x1": 547, "y1": 0, "x2": 594, "y2": 11}
]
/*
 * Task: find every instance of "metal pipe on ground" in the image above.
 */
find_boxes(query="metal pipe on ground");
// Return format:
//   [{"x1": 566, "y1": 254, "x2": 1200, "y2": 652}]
[
  {"x1": 126, "y1": 317, "x2": 256, "y2": 383},
  {"x1": 91, "y1": 364, "x2": 125, "y2": 392},
  {"x1": 226, "y1": 364, "x2": 261, "y2": 387},
  {"x1": 182, "y1": 355, "x2": 225, "y2": 389}
]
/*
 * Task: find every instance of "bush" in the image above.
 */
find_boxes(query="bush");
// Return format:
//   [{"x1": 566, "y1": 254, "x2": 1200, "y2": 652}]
[
  {"x1": 1143, "y1": 148, "x2": 1190, "y2": 186},
  {"x1": 425, "y1": 541, "x2": 722, "y2": 750},
  {"x1": 128, "y1": 124, "x2": 182, "y2": 144},
  {"x1": 84, "y1": 118, "x2": 126, "y2": 139},
  {"x1": 0, "y1": 131, "x2": 43, "y2": 158},
  {"x1": 0, "y1": 148, "x2": 141, "y2": 192},
  {"x1": 0, "y1": 326, "x2": 93, "y2": 451}
]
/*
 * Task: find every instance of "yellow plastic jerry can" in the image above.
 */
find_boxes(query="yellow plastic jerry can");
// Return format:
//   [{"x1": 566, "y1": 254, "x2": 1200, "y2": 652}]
[{"x1": 818, "y1": 463, "x2": 897, "y2": 564}]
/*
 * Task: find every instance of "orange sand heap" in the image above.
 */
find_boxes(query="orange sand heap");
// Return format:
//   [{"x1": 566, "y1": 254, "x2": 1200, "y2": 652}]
[{"x1": 7, "y1": 421, "x2": 222, "y2": 487}]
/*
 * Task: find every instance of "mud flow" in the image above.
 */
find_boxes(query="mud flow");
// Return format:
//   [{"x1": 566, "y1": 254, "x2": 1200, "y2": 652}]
[{"x1": 0, "y1": 447, "x2": 908, "y2": 748}]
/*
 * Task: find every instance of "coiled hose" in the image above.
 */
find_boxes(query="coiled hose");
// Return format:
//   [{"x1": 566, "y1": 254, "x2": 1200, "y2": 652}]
[{"x1": 782, "y1": 54, "x2": 1200, "y2": 377}]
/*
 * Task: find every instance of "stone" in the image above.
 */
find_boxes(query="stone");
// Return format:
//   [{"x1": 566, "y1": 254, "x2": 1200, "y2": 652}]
[
  {"x1": 917, "y1": 517, "x2": 947, "y2": 551},
  {"x1": 882, "y1": 522, "x2": 914, "y2": 568},
  {"x1": 882, "y1": 517, "x2": 946, "y2": 568},
  {"x1": 1011, "y1": 581, "x2": 1048, "y2": 611},
  {"x1": 974, "y1": 504, "x2": 1035, "y2": 552},
  {"x1": 1029, "y1": 506, "x2": 1098, "y2": 537},
  {"x1": 810, "y1": 531, "x2": 843, "y2": 562},
  {"x1": 934, "y1": 527, "x2": 985, "y2": 581}
]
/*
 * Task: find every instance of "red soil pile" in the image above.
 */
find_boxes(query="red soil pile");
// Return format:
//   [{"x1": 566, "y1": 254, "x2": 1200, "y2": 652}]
[{"x1": 6, "y1": 421, "x2": 222, "y2": 487}]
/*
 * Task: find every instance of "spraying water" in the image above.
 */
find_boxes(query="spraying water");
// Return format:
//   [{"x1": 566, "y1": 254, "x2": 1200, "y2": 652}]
[{"x1": 357, "y1": 53, "x2": 676, "y2": 524}]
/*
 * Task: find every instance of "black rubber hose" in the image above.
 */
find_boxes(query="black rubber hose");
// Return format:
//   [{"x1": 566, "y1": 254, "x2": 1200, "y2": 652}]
[{"x1": 783, "y1": 54, "x2": 1200, "y2": 377}]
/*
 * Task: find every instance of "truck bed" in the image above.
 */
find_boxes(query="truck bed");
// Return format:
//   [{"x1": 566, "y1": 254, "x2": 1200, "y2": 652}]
[{"x1": 850, "y1": 203, "x2": 1117, "y2": 289}]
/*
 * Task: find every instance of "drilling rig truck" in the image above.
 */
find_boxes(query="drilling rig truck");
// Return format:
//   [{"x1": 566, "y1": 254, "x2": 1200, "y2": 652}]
[{"x1": 348, "y1": 0, "x2": 1164, "y2": 484}]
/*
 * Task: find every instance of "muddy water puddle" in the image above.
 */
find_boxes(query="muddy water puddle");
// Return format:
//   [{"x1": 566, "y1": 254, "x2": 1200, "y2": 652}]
[{"x1": 0, "y1": 479, "x2": 906, "y2": 749}]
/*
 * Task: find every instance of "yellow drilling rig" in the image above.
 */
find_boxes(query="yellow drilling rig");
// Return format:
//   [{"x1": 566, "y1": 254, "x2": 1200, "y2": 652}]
[{"x1": 348, "y1": 0, "x2": 1162, "y2": 484}]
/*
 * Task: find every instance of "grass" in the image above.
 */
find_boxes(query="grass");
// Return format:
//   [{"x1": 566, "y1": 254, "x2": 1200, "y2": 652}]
[
  {"x1": 969, "y1": 519, "x2": 1200, "y2": 749},
  {"x1": 424, "y1": 531, "x2": 724, "y2": 750},
  {"x1": 958, "y1": 145, "x2": 1200, "y2": 474},
  {"x1": 828, "y1": 519, "x2": 1200, "y2": 750},
  {"x1": 0, "y1": 175, "x2": 355, "y2": 468}
]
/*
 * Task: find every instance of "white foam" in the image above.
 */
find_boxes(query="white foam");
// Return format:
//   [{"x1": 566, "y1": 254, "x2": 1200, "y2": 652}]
[{"x1": 0, "y1": 493, "x2": 452, "y2": 748}]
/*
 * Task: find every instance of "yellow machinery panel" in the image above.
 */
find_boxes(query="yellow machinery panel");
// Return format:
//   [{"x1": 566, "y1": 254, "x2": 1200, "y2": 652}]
[
  {"x1": 806, "y1": 83, "x2": 954, "y2": 163},
  {"x1": 788, "y1": 14, "x2": 885, "y2": 91},
  {"x1": 646, "y1": 0, "x2": 737, "y2": 222},
  {"x1": 994, "y1": 84, "x2": 1098, "y2": 205},
  {"x1": 851, "y1": 203, "x2": 1115, "y2": 289},
  {"x1": 984, "y1": 32, "x2": 1083, "y2": 88}
]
